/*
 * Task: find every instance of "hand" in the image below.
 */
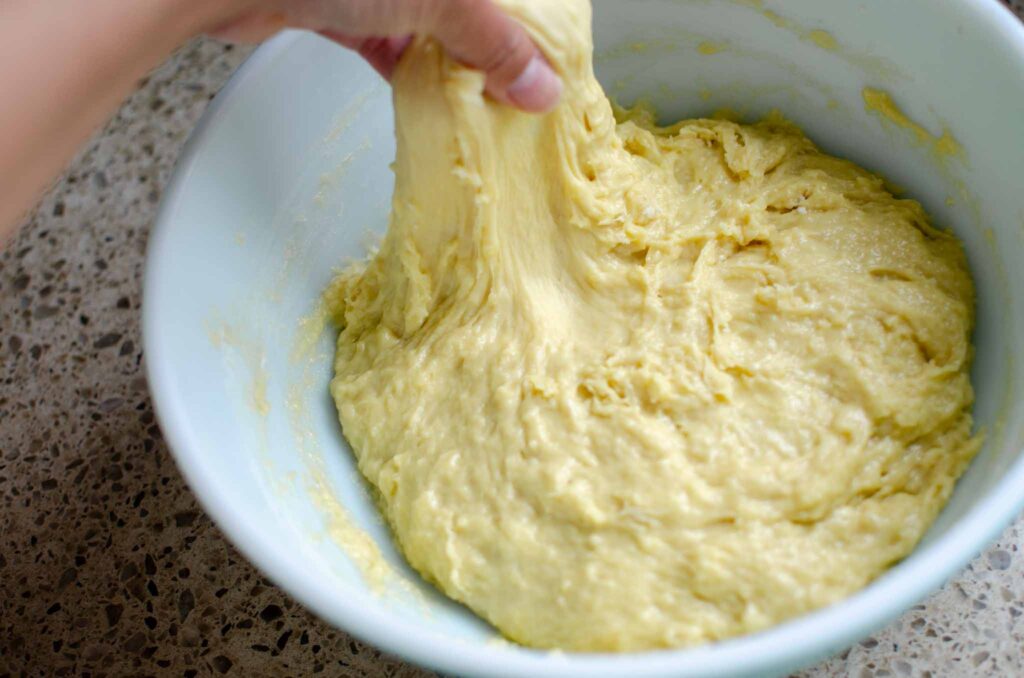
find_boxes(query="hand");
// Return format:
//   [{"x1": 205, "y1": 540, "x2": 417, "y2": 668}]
[
  {"x1": 0, "y1": 0, "x2": 561, "y2": 241},
  {"x1": 212, "y1": 0, "x2": 563, "y2": 113}
]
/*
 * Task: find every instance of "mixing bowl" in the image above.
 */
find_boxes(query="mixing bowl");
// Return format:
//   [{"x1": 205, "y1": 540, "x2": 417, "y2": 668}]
[{"x1": 143, "y1": 1, "x2": 1024, "y2": 675}]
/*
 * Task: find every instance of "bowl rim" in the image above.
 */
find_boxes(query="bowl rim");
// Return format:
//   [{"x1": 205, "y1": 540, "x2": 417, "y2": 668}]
[{"x1": 143, "y1": 3, "x2": 1024, "y2": 676}]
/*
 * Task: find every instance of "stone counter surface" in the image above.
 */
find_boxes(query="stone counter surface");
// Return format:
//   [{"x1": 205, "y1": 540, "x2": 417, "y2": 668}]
[{"x1": 2, "y1": 4, "x2": 1022, "y2": 676}]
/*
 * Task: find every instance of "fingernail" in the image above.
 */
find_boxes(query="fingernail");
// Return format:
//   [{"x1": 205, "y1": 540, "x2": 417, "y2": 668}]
[{"x1": 506, "y1": 55, "x2": 563, "y2": 113}]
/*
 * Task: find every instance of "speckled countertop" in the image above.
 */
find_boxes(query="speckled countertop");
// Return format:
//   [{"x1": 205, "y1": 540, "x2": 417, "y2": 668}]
[{"x1": 2, "y1": 5, "x2": 1023, "y2": 676}]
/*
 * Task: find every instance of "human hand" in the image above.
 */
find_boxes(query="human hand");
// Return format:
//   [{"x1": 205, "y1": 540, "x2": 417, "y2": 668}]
[
  {"x1": 0, "y1": 0, "x2": 561, "y2": 240},
  {"x1": 209, "y1": 0, "x2": 563, "y2": 113}
]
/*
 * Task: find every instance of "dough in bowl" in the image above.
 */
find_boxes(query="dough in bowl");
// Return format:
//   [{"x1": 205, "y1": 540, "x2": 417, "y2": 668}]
[{"x1": 325, "y1": 0, "x2": 980, "y2": 651}]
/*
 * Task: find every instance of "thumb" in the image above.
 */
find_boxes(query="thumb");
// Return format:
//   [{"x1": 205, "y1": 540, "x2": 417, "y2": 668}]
[{"x1": 424, "y1": 0, "x2": 562, "y2": 113}]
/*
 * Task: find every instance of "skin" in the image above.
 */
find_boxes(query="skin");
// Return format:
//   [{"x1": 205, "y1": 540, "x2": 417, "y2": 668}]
[{"x1": 0, "y1": 0, "x2": 562, "y2": 241}]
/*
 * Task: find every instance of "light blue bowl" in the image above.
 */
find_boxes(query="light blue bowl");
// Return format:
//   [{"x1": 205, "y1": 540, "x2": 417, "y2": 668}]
[{"x1": 144, "y1": 2, "x2": 1024, "y2": 676}]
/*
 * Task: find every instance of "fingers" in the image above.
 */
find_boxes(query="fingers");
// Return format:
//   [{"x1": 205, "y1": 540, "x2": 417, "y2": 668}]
[
  {"x1": 423, "y1": 0, "x2": 562, "y2": 112},
  {"x1": 319, "y1": 32, "x2": 412, "y2": 80},
  {"x1": 286, "y1": 0, "x2": 562, "y2": 113}
]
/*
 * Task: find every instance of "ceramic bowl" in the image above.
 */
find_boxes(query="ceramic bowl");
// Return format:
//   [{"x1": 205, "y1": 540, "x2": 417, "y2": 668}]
[{"x1": 144, "y1": 1, "x2": 1024, "y2": 675}]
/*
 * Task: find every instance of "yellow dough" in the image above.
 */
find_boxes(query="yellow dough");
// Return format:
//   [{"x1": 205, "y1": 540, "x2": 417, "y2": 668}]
[{"x1": 325, "y1": 0, "x2": 980, "y2": 651}]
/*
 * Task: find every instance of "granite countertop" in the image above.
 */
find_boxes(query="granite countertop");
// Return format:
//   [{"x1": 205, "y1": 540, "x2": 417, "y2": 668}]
[{"x1": 2, "y1": 5, "x2": 1023, "y2": 675}]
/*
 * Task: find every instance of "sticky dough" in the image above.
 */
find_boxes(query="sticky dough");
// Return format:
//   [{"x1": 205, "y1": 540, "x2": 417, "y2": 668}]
[{"x1": 325, "y1": 0, "x2": 979, "y2": 651}]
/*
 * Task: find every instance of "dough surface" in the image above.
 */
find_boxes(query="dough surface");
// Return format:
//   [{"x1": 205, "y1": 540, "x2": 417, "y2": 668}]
[{"x1": 326, "y1": 0, "x2": 979, "y2": 651}]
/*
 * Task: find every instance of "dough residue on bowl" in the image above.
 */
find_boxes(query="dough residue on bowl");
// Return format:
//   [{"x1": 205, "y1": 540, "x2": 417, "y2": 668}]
[{"x1": 323, "y1": 0, "x2": 980, "y2": 651}]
